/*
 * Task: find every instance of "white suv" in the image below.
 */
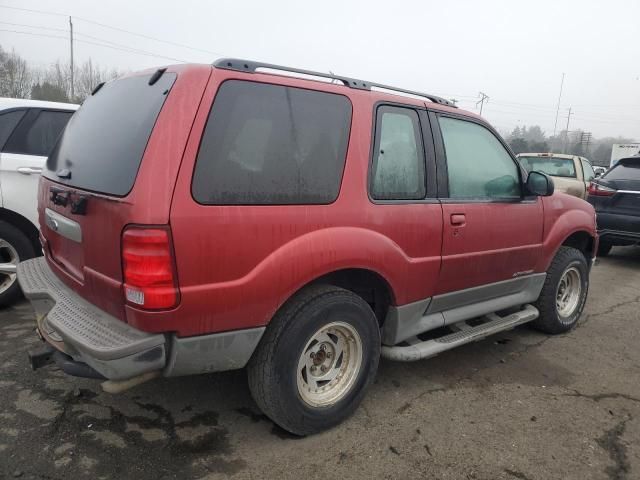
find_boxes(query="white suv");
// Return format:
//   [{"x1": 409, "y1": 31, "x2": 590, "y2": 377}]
[{"x1": 0, "y1": 98, "x2": 78, "y2": 306}]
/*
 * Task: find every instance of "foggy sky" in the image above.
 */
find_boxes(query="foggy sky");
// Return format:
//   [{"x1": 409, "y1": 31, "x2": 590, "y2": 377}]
[{"x1": 2, "y1": 0, "x2": 639, "y2": 139}]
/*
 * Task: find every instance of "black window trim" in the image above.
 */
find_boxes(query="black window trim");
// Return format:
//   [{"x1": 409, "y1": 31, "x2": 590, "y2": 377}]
[
  {"x1": 367, "y1": 101, "x2": 437, "y2": 205},
  {"x1": 3, "y1": 107, "x2": 75, "y2": 156},
  {"x1": 190, "y1": 78, "x2": 354, "y2": 206},
  {"x1": 430, "y1": 110, "x2": 536, "y2": 204}
]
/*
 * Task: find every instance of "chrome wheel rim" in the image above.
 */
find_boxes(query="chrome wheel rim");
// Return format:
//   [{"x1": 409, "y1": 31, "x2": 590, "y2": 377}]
[
  {"x1": 296, "y1": 321, "x2": 363, "y2": 408},
  {"x1": 0, "y1": 239, "x2": 19, "y2": 295},
  {"x1": 556, "y1": 266, "x2": 581, "y2": 319}
]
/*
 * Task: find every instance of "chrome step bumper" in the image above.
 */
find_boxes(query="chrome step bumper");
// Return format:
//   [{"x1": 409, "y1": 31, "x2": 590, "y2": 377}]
[{"x1": 381, "y1": 304, "x2": 539, "y2": 362}]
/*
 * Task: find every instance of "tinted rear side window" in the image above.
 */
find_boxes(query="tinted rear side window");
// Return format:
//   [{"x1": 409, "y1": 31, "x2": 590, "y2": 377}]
[
  {"x1": 0, "y1": 109, "x2": 26, "y2": 150},
  {"x1": 192, "y1": 80, "x2": 352, "y2": 205},
  {"x1": 5, "y1": 110, "x2": 73, "y2": 156},
  {"x1": 45, "y1": 73, "x2": 176, "y2": 196},
  {"x1": 605, "y1": 162, "x2": 640, "y2": 181}
]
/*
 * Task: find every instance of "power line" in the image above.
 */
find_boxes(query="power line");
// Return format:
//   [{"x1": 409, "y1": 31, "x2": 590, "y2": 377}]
[
  {"x1": 0, "y1": 20, "x2": 183, "y2": 60},
  {"x1": 73, "y1": 17, "x2": 226, "y2": 58},
  {"x1": 553, "y1": 73, "x2": 565, "y2": 137},
  {"x1": 0, "y1": 28, "x2": 188, "y2": 63},
  {"x1": 0, "y1": 4, "x2": 67, "y2": 17},
  {"x1": 0, "y1": 20, "x2": 69, "y2": 33},
  {"x1": 0, "y1": 4, "x2": 226, "y2": 58}
]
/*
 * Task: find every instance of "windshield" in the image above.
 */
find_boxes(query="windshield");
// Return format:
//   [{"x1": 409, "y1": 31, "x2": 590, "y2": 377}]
[
  {"x1": 45, "y1": 72, "x2": 176, "y2": 196},
  {"x1": 519, "y1": 156, "x2": 576, "y2": 178}
]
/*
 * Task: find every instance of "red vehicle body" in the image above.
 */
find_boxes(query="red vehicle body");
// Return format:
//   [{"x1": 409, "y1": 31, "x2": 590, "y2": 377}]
[{"x1": 20, "y1": 59, "x2": 597, "y2": 435}]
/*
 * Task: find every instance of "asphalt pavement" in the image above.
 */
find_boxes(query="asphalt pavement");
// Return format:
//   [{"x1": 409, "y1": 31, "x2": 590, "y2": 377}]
[{"x1": 1, "y1": 247, "x2": 640, "y2": 480}]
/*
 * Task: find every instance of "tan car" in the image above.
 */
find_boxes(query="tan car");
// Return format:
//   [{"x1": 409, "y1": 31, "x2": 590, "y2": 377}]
[{"x1": 517, "y1": 153, "x2": 596, "y2": 199}]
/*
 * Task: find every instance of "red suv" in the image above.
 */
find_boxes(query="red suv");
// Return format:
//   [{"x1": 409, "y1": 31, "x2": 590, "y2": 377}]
[{"x1": 19, "y1": 59, "x2": 597, "y2": 435}]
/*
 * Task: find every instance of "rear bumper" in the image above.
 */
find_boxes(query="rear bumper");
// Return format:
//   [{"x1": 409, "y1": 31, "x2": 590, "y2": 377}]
[
  {"x1": 598, "y1": 229, "x2": 640, "y2": 246},
  {"x1": 597, "y1": 212, "x2": 640, "y2": 245},
  {"x1": 17, "y1": 257, "x2": 264, "y2": 381}
]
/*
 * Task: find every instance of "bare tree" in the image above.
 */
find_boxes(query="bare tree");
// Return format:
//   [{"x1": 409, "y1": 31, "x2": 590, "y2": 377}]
[
  {"x1": 74, "y1": 59, "x2": 120, "y2": 100},
  {"x1": 0, "y1": 46, "x2": 32, "y2": 98}
]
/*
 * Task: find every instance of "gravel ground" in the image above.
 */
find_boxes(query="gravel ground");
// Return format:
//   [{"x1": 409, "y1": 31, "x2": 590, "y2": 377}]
[{"x1": 1, "y1": 247, "x2": 639, "y2": 480}]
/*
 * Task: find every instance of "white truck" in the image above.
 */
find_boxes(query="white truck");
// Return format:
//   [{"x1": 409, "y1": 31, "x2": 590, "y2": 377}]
[
  {"x1": 610, "y1": 143, "x2": 640, "y2": 168},
  {"x1": 0, "y1": 98, "x2": 78, "y2": 306}
]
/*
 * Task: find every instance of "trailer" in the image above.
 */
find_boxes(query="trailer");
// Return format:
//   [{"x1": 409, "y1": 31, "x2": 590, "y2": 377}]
[{"x1": 610, "y1": 143, "x2": 640, "y2": 167}]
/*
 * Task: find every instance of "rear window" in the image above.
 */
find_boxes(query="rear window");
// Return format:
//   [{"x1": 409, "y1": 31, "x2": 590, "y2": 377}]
[
  {"x1": 604, "y1": 161, "x2": 640, "y2": 181},
  {"x1": 45, "y1": 73, "x2": 176, "y2": 196},
  {"x1": 519, "y1": 156, "x2": 576, "y2": 178},
  {"x1": 192, "y1": 80, "x2": 352, "y2": 205}
]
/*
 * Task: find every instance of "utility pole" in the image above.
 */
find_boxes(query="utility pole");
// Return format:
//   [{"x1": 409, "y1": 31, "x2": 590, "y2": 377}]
[
  {"x1": 476, "y1": 92, "x2": 489, "y2": 115},
  {"x1": 579, "y1": 131, "x2": 592, "y2": 154},
  {"x1": 69, "y1": 16, "x2": 74, "y2": 100},
  {"x1": 553, "y1": 73, "x2": 565, "y2": 137},
  {"x1": 562, "y1": 107, "x2": 573, "y2": 153}
]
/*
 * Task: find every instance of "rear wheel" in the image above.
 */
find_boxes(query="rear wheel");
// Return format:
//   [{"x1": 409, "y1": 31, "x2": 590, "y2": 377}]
[
  {"x1": 247, "y1": 285, "x2": 380, "y2": 436},
  {"x1": 532, "y1": 246, "x2": 588, "y2": 334},
  {"x1": 0, "y1": 221, "x2": 36, "y2": 307}
]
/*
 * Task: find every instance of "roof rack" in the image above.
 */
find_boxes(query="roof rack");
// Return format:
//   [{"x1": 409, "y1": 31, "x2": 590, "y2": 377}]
[{"x1": 213, "y1": 58, "x2": 457, "y2": 108}]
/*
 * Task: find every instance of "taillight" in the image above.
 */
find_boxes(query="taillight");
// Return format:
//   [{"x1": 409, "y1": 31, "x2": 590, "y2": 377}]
[
  {"x1": 122, "y1": 227, "x2": 179, "y2": 310},
  {"x1": 588, "y1": 182, "x2": 616, "y2": 197}
]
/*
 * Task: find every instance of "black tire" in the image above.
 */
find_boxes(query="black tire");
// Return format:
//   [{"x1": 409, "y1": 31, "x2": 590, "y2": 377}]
[
  {"x1": 0, "y1": 220, "x2": 36, "y2": 308},
  {"x1": 532, "y1": 246, "x2": 588, "y2": 334},
  {"x1": 597, "y1": 241, "x2": 612, "y2": 257},
  {"x1": 247, "y1": 284, "x2": 381, "y2": 436}
]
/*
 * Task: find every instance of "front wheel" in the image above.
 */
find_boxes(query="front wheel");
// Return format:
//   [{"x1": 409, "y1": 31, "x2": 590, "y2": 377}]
[
  {"x1": 532, "y1": 246, "x2": 589, "y2": 334},
  {"x1": 247, "y1": 285, "x2": 380, "y2": 436}
]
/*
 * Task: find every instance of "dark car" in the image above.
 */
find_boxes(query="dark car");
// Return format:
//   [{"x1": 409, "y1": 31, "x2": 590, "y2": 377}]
[{"x1": 587, "y1": 155, "x2": 640, "y2": 256}]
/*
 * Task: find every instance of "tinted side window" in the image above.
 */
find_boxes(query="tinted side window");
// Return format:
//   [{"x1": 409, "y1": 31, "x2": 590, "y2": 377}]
[
  {"x1": 192, "y1": 81, "x2": 352, "y2": 205},
  {"x1": 6, "y1": 110, "x2": 72, "y2": 156},
  {"x1": 0, "y1": 110, "x2": 26, "y2": 150},
  {"x1": 581, "y1": 159, "x2": 595, "y2": 181},
  {"x1": 439, "y1": 117, "x2": 520, "y2": 199},
  {"x1": 370, "y1": 106, "x2": 426, "y2": 200}
]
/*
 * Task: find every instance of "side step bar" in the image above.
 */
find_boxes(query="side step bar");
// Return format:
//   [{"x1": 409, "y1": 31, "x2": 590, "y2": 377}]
[{"x1": 381, "y1": 304, "x2": 539, "y2": 362}]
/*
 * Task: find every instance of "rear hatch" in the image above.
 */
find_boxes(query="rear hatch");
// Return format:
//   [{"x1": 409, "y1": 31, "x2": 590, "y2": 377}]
[
  {"x1": 589, "y1": 158, "x2": 640, "y2": 230},
  {"x1": 39, "y1": 65, "x2": 211, "y2": 322}
]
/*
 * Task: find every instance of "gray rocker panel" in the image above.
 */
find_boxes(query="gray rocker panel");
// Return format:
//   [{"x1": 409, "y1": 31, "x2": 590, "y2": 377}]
[{"x1": 382, "y1": 274, "x2": 546, "y2": 346}]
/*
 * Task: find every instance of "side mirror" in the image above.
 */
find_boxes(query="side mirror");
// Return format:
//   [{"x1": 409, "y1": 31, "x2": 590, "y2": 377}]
[{"x1": 526, "y1": 171, "x2": 554, "y2": 196}]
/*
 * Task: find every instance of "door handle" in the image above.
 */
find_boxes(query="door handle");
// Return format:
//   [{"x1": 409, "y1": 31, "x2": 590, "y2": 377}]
[
  {"x1": 17, "y1": 166, "x2": 43, "y2": 175},
  {"x1": 450, "y1": 214, "x2": 466, "y2": 226}
]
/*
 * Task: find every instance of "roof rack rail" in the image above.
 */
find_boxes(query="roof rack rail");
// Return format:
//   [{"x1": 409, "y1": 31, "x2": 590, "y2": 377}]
[{"x1": 213, "y1": 58, "x2": 457, "y2": 108}]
